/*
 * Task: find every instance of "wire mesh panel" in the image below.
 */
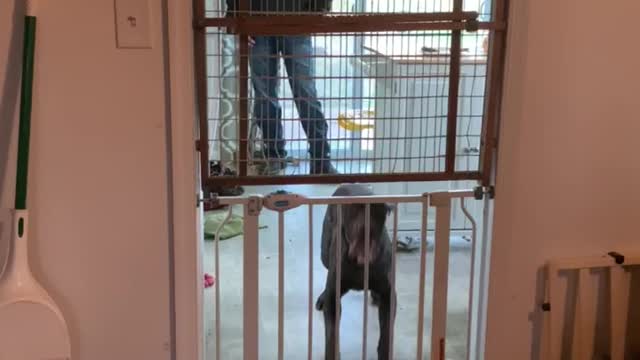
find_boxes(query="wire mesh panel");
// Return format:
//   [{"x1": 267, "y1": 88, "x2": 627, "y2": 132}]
[
  {"x1": 194, "y1": 0, "x2": 507, "y2": 187},
  {"x1": 211, "y1": 0, "x2": 457, "y2": 16},
  {"x1": 456, "y1": 30, "x2": 488, "y2": 172},
  {"x1": 208, "y1": 0, "x2": 493, "y2": 16}
]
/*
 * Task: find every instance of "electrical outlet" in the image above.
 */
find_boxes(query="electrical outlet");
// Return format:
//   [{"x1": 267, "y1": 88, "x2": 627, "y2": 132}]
[{"x1": 114, "y1": 0, "x2": 152, "y2": 49}]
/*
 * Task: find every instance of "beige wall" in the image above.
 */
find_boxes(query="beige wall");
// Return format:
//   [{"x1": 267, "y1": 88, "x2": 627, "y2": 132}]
[
  {"x1": 0, "y1": 0, "x2": 173, "y2": 359},
  {"x1": 4, "y1": 0, "x2": 640, "y2": 358},
  {"x1": 0, "y1": 0, "x2": 21, "y2": 275},
  {"x1": 486, "y1": 0, "x2": 640, "y2": 358},
  {"x1": 0, "y1": 0, "x2": 20, "y2": 211}
]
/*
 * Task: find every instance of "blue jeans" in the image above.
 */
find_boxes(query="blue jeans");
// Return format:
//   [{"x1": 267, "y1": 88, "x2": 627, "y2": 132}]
[{"x1": 250, "y1": 36, "x2": 330, "y2": 159}]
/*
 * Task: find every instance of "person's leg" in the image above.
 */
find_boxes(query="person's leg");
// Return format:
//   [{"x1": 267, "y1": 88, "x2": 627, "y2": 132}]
[
  {"x1": 282, "y1": 36, "x2": 337, "y2": 174},
  {"x1": 250, "y1": 36, "x2": 286, "y2": 162}
]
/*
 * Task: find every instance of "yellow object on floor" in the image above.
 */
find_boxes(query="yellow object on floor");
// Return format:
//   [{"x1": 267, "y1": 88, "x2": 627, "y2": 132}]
[{"x1": 337, "y1": 110, "x2": 375, "y2": 131}]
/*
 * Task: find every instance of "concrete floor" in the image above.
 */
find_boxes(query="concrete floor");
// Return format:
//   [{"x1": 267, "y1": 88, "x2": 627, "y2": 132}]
[{"x1": 204, "y1": 184, "x2": 472, "y2": 360}]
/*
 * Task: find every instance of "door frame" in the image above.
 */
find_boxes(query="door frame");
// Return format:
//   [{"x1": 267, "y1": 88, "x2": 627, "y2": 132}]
[{"x1": 166, "y1": 0, "x2": 203, "y2": 359}]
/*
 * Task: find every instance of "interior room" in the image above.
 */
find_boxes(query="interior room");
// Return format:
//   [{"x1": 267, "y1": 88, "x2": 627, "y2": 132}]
[{"x1": 0, "y1": 0, "x2": 639, "y2": 359}]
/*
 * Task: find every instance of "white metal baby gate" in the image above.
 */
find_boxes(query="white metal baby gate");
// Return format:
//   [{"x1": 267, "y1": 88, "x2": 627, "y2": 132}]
[{"x1": 208, "y1": 189, "x2": 484, "y2": 360}]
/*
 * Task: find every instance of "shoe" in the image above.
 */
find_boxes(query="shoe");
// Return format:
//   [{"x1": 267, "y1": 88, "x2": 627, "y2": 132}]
[
  {"x1": 310, "y1": 160, "x2": 338, "y2": 175},
  {"x1": 256, "y1": 158, "x2": 287, "y2": 176},
  {"x1": 207, "y1": 162, "x2": 245, "y2": 206}
]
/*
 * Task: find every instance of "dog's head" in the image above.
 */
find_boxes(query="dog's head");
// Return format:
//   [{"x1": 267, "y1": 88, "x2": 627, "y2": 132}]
[{"x1": 339, "y1": 202, "x2": 392, "y2": 265}]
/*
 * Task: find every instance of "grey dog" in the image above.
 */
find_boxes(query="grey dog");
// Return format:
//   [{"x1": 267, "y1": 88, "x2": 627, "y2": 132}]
[{"x1": 315, "y1": 184, "x2": 397, "y2": 360}]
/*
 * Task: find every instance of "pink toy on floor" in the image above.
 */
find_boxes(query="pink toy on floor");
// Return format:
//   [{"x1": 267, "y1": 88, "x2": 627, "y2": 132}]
[{"x1": 204, "y1": 273, "x2": 215, "y2": 288}]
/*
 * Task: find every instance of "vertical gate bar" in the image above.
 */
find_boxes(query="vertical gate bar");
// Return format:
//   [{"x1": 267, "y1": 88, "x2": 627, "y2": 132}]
[
  {"x1": 278, "y1": 211, "x2": 285, "y2": 360},
  {"x1": 308, "y1": 205, "x2": 314, "y2": 360},
  {"x1": 416, "y1": 197, "x2": 429, "y2": 360},
  {"x1": 546, "y1": 264, "x2": 562, "y2": 360},
  {"x1": 542, "y1": 265, "x2": 550, "y2": 359},
  {"x1": 479, "y1": 0, "x2": 509, "y2": 185},
  {"x1": 335, "y1": 205, "x2": 343, "y2": 360},
  {"x1": 609, "y1": 266, "x2": 630, "y2": 360},
  {"x1": 389, "y1": 205, "x2": 398, "y2": 360},
  {"x1": 244, "y1": 197, "x2": 261, "y2": 360},
  {"x1": 238, "y1": 36, "x2": 249, "y2": 176},
  {"x1": 445, "y1": 0, "x2": 464, "y2": 174},
  {"x1": 192, "y1": 0, "x2": 210, "y2": 191},
  {"x1": 571, "y1": 270, "x2": 582, "y2": 360},
  {"x1": 471, "y1": 196, "x2": 492, "y2": 359},
  {"x1": 214, "y1": 208, "x2": 234, "y2": 360},
  {"x1": 460, "y1": 198, "x2": 477, "y2": 360},
  {"x1": 362, "y1": 204, "x2": 371, "y2": 360},
  {"x1": 237, "y1": 0, "x2": 249, "y2": 176},
  {"x1": 572, "y1": 268, "x2": 596, "y2": 360},
  {"x1": 580, "y1": 268, "x2": 596, "y2": 360},
  {"x1": 430, "y1": 193, "x2": 452, "y2": 360}
]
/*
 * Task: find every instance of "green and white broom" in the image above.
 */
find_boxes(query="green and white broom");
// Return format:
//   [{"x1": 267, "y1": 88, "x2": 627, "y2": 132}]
[{"x1": 0, "y1": 2, "x2": 72, "y2": 358}]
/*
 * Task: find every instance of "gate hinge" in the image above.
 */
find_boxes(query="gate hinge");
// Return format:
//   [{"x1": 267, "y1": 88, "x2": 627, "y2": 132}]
[
  {"x1": 487, "y1": 186, "x2": 496, "y2": 199},
  {"x1": 247, "y1": 196, "x2": 263, "y2": 216},
  {"x1": 198, "y1": 192, "x2": 219, "y2": 208},
  {"x1": 473, "y1": 185, "x2": 496, "y2": 200}
]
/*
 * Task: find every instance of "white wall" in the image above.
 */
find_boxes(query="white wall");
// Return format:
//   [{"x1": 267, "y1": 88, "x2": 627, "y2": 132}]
[
  {"x1": 0, "y1": 0, "x2": 173, "y2": 359},
  {"x1": 486, "y1": 0, "x2": 640, "y2": 358},
  {"x1": 0, "y1": 0, "x2": 23, "y2": 264},
  {"x1": 0, "y1": 1, "x2": 24, "y2": 210}
]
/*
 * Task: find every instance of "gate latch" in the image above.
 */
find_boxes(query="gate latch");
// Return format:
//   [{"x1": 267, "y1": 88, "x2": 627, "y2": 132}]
[{"x1": 263, "y1": 190, "x2": 308, "y2": 212}]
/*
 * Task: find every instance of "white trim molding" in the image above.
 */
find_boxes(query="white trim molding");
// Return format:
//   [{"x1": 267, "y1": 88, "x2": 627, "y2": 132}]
[{"x1": 165, "y1": 0, "x2": 203, "y2": 359}]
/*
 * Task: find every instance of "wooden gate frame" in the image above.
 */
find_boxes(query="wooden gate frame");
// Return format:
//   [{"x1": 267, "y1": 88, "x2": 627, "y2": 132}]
[{"x1": 192, "y1": 0, "x2": 509, "y2": 189}]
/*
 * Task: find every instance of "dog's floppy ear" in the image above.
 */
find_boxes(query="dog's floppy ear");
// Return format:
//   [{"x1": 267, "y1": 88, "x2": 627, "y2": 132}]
[{"x1": 385, "y1": 203, "x2": 396, "y2": 215}]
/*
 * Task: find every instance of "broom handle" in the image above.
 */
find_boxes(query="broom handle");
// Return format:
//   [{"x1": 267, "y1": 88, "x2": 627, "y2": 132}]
[{"x1": 15, "y1": 15, "x2": 37, "y2": 210}]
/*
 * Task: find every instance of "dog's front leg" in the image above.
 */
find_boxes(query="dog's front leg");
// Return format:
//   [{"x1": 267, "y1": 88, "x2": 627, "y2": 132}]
[
  {"x1": 377, "y1": 289, "x2": 397, "y2": 360},
  {"x1": 323, "y1": 275, "x2": 343, "y2": 360}
]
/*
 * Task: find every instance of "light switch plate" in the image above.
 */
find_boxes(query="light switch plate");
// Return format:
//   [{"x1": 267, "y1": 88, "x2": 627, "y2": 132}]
[{"x1": 114, "y1": 0, "x2": 152, "y2": 49}]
